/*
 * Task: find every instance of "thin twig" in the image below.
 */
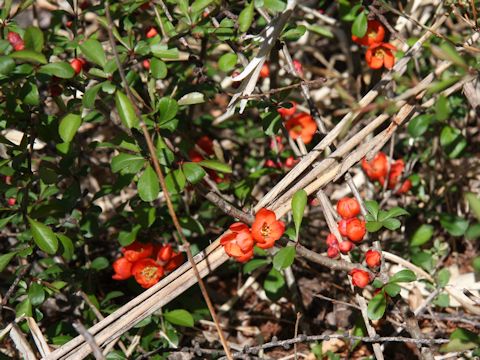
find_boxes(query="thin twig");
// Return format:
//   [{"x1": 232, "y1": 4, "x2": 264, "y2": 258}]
[{"x1": 73, "y1": 321, "x2": 105, "y2": 360}]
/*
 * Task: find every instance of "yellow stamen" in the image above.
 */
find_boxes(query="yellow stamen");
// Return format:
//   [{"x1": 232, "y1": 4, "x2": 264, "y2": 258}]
[{"x1": 141, "y1": 266, "x2": 157, "y2": 280}]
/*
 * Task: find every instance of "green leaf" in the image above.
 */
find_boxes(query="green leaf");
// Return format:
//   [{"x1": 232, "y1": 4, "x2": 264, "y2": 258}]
[
  {"x1": 437, "y1": 43, "x2": 467, "y2": 68},
  {"x1": 24, "y1": 26, "x2": 44, "y2": 52},
  {"x1": 263, "y1": 268, "x2": 285, "y2": 301},
  {"x1": 0, "y1": 56, "x2": 15, "y2": 75},
  {"x1": 83, "y1": 83, "x2": 102, "y2": 108},
  {"x1": 177, "y1": 92, "x2": 205, "y2": 105},
  {"x1": 28, "y1": 282, "x2": 45, "y2": 306},
  {"x1": 408, "y1": 114, "x2": 432, "y2": 138},
  {"x1": 11, "y1": 50, "x2": 47, "y2": 64},
  {"x1": 291, "y1": 189, "x2": 307, "y2": 239},
  {"x1": 466, "y1": 193, "x2": 480, "y2": 222},
  {"x1": 367, "y1": 292, "x2": 387, "y2": 320},
  {"x1": 364, "y1": 200, "x2": 379, "y2": 220},
  {"x1": 273, "y1": 246, "x2": 296, "y2": 270},
  {"x1": 366, "y1": 221, "x2": 383, "y2": 232},
  {"x1": 411, "y1": 251, "x2": 433, "y2": 272},
  {"x1": 191, "y1": 0, "x2": 214, "y2": 13},
  {"x1": 243, "y1": 258, "x2": 269, "y2": 274},
  {"x1": 0, "y1": 252, "x2": 16, "y2": 272},
  {"x1": 435, "y1": 96, "x2": 449, "y2": 121},
  {"x1": 433, "y1": 293, "x2": 449, "y2": 307},
  {"x1": 389, "y1": 269, "x2": 416, "y2": 283},
  {"x1": 91, "y1": 257, "x2": 109, "y2": 271},
  {"x1": 198, "y1": 159, "x2": 232, "y2": 173},
  {"x1": 182, "y1": 162, "x2": 206, "y2": 184},
  {"x1": 437, "y1": 269, "x2": 450, "y2": 288},
  {"x1": 381, "y1": 207, "x2": 409, "y2": 220},
  {"x1": 138, "y1": 165, "x2": 159, "y2": 202},
  {"x1": 57, "y1": 234, "x2": 74, "y2": 261},
  {"x1": 28, "y1": 217, "x2": 58, "y2": 255},
  {"x1": 382, "y1": 218, "x2": 401, "y2": 231},
  {"x1": 164, "y1": 309, "x2": 194, "y2": 327},
  {"x1": 281, "y1": 25, "x2": 307, "y2": 41},
  {"x1": 16, "y1": 298, "x2": 32, "y2": 317},
  {"x1": 467, "y1": 223, "x2": 480, "y2": 240},
  {"x1": 79, "y1": 39, "x2": 107, "y2": 67},
  {"x1": 21, "y1": 81, "x2": 39, "y2": 105},
  {"x1": 410, "y1": 224, "x2": 434, "y2": 247},
  {"x1": 39, "y1": 62, "x2": 75, "y2": 79},
  {"x1": 218, "y1": 53, "x2": 238, "y2": 72},
  {"x1": 59, "y1": 113, "x2": 82, "y2": 143},
  {"x1": 115, "y1": 91, "x2": 139, "y2": 129},
  {"x1": 150, "y1": 58, "x2": 167, "y2": 79},
  {"x1": 238, "y1": 1, "x2": 255, "y2": 33},
  {"x1": 165, "y1": 169, "x2": 186, "y2": 195},
  {"x1": 351, "y1": 11, "x2": 367, "y2": 38},
  {"x1": 111, "y1": 153, "x2": 145, "y2": 174},
  {"x1": 307, "y1": 25, "x2": 334, "y2": 38},
  {"x1": 440, "y1": 126, "x2": 467, "y2": 158},
  {"x1": 0, "y1": 214, "x2": 16, "y2": 228},
  {"x1": 440, "y1": 328, "x2": 480, "y2": 353},
  {"x1": 118, "y1": 225, "x2": 141, "y2": 247},
  {"x1": 439, "y1": 213, "x2": 469, "y2": 237},
  {"x1": 384, "y1": 283, "x2": 401, "y2": 297},
  {"x1": 158, "y1": 97, "x2": 178, "y2": 123},
  {"x1": 473, "y1": 256, "x2": 480, "y2": 273}
]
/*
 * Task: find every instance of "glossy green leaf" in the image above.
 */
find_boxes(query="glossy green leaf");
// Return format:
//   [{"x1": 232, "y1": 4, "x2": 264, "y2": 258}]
[
  {"x1": 410, "y1": 224, "x2": 434, "y2": 247},
  {"x1": 382, "y1": 218, "x2": 401, "y2": 231},
  {"x1": 150, "y1": 58, "x2": 167, "y2": 79},
  {"x1": 440, "y1": 126, "x2": 467, "y2": 158},
  {"x1": 11, "y1": 50, "x2": 47, "y2": 64},
  {"x1": 408, "y1": 114, "x2": 433, "y2": 138},
  {"x1": 364, "y1": 200, "x2": 380, "y2": 220},
  {"x1": 79, "y1": 39, "x2": 107, "y2": 67},
  {"x1": 198, "y1": 159, "x2": 232, "y2": 173},
  {"x1": 165, "y1": 169, "x2": 186, "y2": 195},
  {"x1": 0, "y1": 56, "x2": 15, "y2": 75},
  {"x1": 281, "y1": 25, "x2": 307, "y2": 41},
  {"x1": 351, "y1": 11, "x2": 367, "y2": 38},
  {"x1": 115, "y1": 91, "x2": 139, "y2": 129},
  {"x1": 291, "y1": 189, "x2": 307, "y2": 239},
  {"x1": 384, "y1": 283, "x2": 401, "y2": 297},
  {"x1": 158, "y1": 97, "x2": 178, "y2": 123},
  {"x1": 238, "y1": 1, "x2": 254, "y2": 33},
  {"x1": 366, "y1": 221, "x2": 383, "y2": 232},
  {"x1": 389, "y1": 269, "x2": 416, "y2": 283},
  {"x1": 28, "y1": 282, "x2": 45, "y2": 306},
  {"x1": 437, "y1": 269, "x2": 450, "y2": 288},
  {"x1": 111, "y1": 153, "x2": 145, "y2": 174},
  {"x1": 440, "y1": 328, "x2": 480, "y2": 353},
  {"x1": 263, "y1": 268, "x2": 285, "y2": 301},
  {"x1": 439, "y1": 213, "x2": 469, "y2": 237},
  {"x1": 91, "y1": 257, "x2": 109, "y2": 271},
  {"x1": 57, "y1": 234, "x2": 74, "y2": 261},
  {"x1": 0, "y1": 252, "x2": 16, "y2": 272},
  {"x1": 367, "y1": 292, "x2": 387, "y2": 320},
  {"x1": 273, "y1": 246, "x2": 296, "y2": 270},
  {"x1": 243, "y1": 258, "x2": 269, "y2": 274},
  {"x1": 28, "y1": 217, "x2": 58, "y2": 254},
  {"x1": 178, "y1": 92, "x2": 205, "y2": 105},
  {"x1": 182, "y1": 162, "x2": 206, "y2": 184},
  {"x1": 164, "y1": 309, "x2": 194, "y2": 327},
  {"x1": 191, "y1": 0, "x2": 214, "y2": 13},
  {"x1": 24, "y1": 26, "x2": 44, "y2": 52},
  {"x1": 138, "y1": 165, "x2": 159, "y2": 202},
  {"x1": 218, "y1": 53, "x2": 238, "y2": 72},
  {"x1": 39, "y1": 62, "x2": 75, "y2": 79},
  {"x1": 59, "y1": 113, "x2": 82, "y2": 143}
]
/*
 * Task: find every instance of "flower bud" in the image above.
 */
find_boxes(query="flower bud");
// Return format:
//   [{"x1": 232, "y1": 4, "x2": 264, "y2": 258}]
[{"x1": 365, "y1": 249, "x2": 381, "y2": 268}]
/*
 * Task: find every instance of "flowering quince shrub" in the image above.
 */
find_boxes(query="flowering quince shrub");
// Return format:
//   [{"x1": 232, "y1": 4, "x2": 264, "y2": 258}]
[{"x1": 0, "y1": 1, "x2": 479, "y2": 359}]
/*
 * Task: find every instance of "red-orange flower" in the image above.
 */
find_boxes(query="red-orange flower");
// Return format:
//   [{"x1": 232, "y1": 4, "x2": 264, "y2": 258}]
[
  {"x1": 146, "y1": 27, "x2": 158, "y2": 38},
  {"x1": 346, "y1": 218, "x2": 366, "y2": 243},
  {"x1": 260, "y1": 63, "x2": 270, "y2": 78},
  {"x1": 352, "y1": 20, "x2": 385, "y2": 46},
  {"x1": 365, "y1": 42, "x2": 396, "y2": 70},
  {"x1": 397, "y1": 179, "x2": 412, "y2": 194},
  {"x1": 351, "y1": 269, "x2": 370, "y2": 288},
  {"x1": 285, "y1": 112, "x2": 318, "y2": 144},
  {"x1": 251, "y1": 208, "x2": 285, "y2": 249},
  {"x1": 157, "y1": 244, "x2": 173, "y2": 262},
  {"x1": 220, "y1": 223, "x2": 254, "y2": 262},
  {"x1": 165, "y1": 251, "x2": 184, "y2": 271},
  {"x1": 7, "y1": 32, "x2": 25, "y2": 51},
  {"x1": 121, "y1": 241, "x2": 154, "y2": 262},
  {"x1": 277, "y1": 101, "x2": 297, "y2": 118},
  {"x1": 361, "y1": 152, "x2": 388, "y2": 181},
  {"x1": 386, "y1": 159, "x2": 404, "y2": 189},
  {"x1": 112, "y1": 257, "x2": 133, "y2": 280},
  {"x1": 336, "y1": 197, "x2": 361, "y2": 220},
  {"x1": 132, "y1": 258, "x2": 164, "y2": 288},
  {"x1": 365, "y1": 249, "x2": 381, "y2": 268}
]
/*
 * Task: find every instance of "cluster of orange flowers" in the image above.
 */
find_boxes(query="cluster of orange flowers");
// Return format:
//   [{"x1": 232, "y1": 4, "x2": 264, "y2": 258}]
[
  {"x1": 277, "y1": 101, "x2": 318, "y2": 144},
  {"x1": 361, "y1": 151, "x2": 412, "y2": 194},
  {"x1": 221, "y1": 208, "x2": 285, "y2": 263},
  {"x1": 112, "y1": 242, "x2": 183, "y2": 288},
  {"x1": 352, "y1": 20, "x2": 396, "y2": 70}
]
